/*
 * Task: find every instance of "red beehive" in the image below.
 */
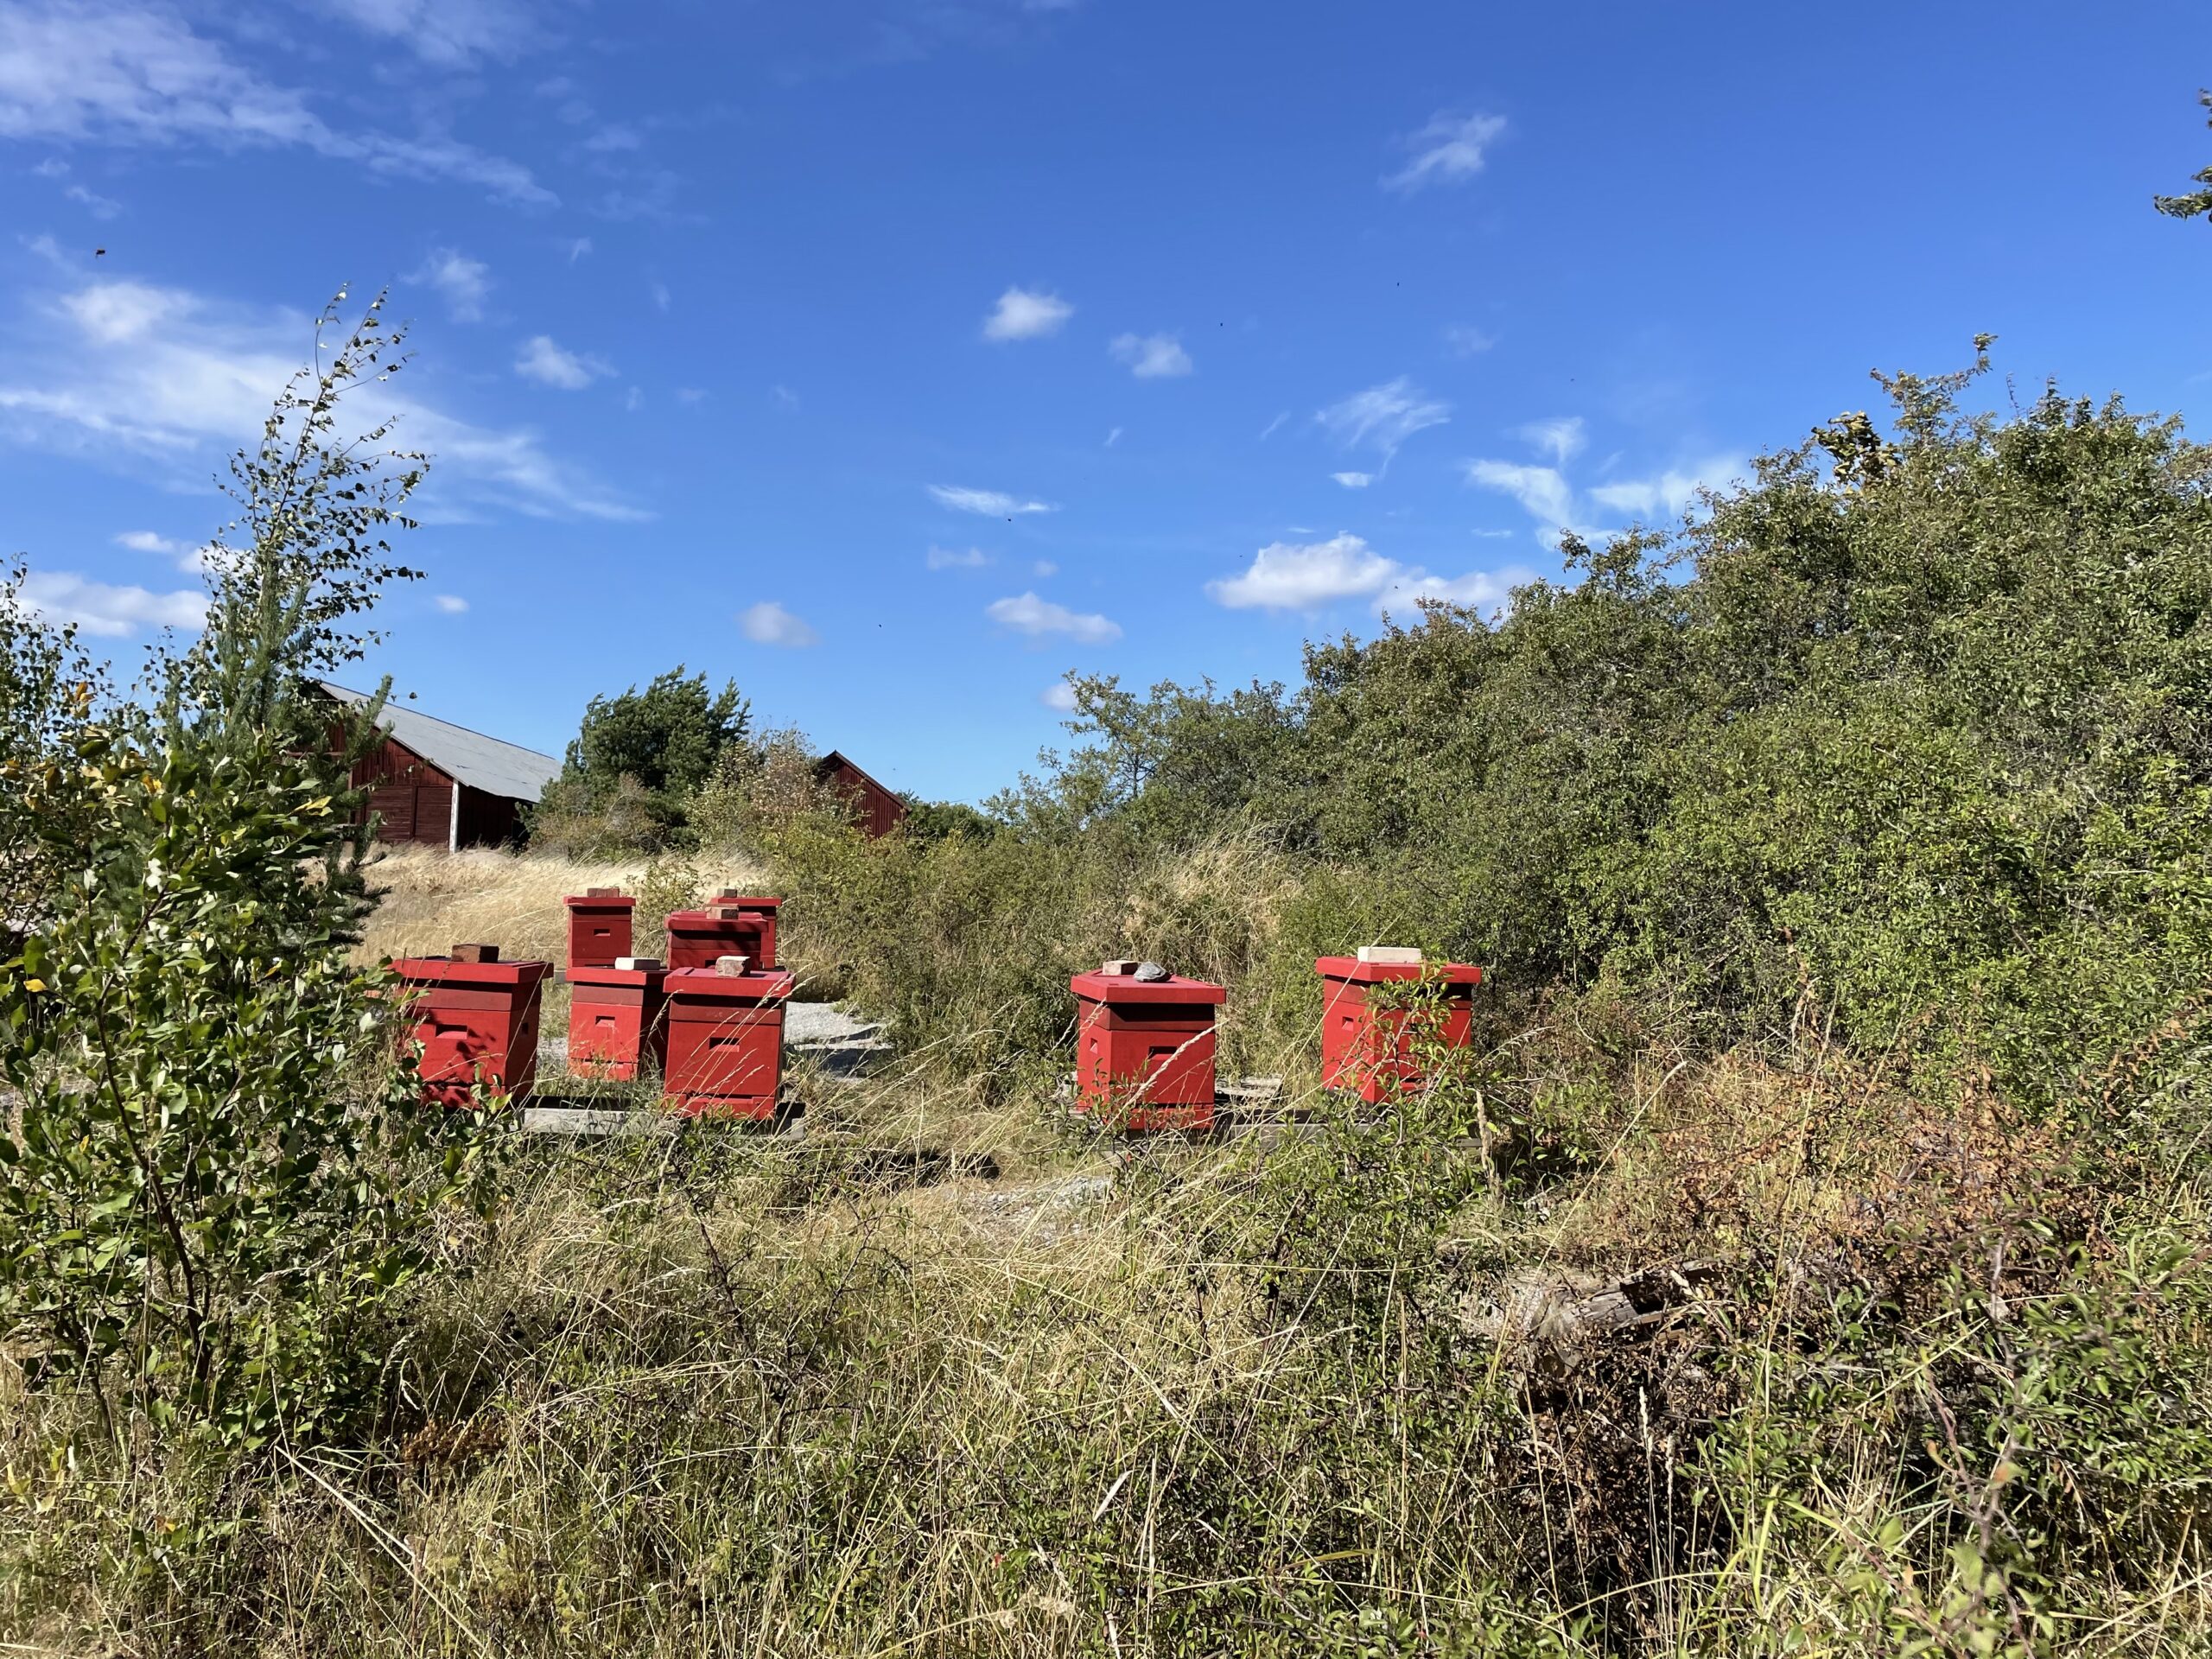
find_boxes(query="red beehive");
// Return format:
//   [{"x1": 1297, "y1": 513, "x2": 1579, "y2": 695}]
[
  {"x1": 391, "y1": 947, "x2": 550, "y2": 1109},
  {"x1": 566, "y1": 961, "x2": 669, "y2": 1080},
  {"x1": 661, "y1": 964, "x2": 796, "y2": 1119},
  {"x1": 1070, "y1": 963, "x2": 1227, "y2": 1133},
  {"x1": 664, "y1": 894, "x2": 781, "y2": 970},
  {"x1": 563, "y1": 888, "x2": 636, "y2": 972},
  {"x1": 1316, "y1": 951, "x2": 1483, "y2": 1103}
]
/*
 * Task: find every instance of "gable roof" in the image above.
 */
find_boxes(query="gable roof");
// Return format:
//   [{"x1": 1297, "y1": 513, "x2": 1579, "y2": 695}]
[
  {"x1": 316, "y1": 681, "x2": 563, "y2": 804},
  {"x1": 815, "y1": 749, "x2": 900, "y2": 801}
]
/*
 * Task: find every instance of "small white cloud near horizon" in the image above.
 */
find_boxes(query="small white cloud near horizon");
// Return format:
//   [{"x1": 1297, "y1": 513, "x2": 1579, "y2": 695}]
[
  {"x1": 926, "y1": 545, "x2": 990, "y2": 570},
  {"x1": 1464, "y1": 459, "x2": 1576, "y2": 531},
  {"x1": 1033, "y1": 558, "x2": 1058, "y2": 577},
  {"x1": 1109, "y1": 332, "x2": 1192, "y2": 378},
  {"x1": 1332, "y1": 471, "x2": 1373, "y2": 490},
  {"x1": 1041, "y1": 680, "x2": 1078, "y2": 712},
  {"x1": 1444, "y1": 323, "x2": 1496, "y2": 357},
  {"x1": 982, "y1": 286, "x2": 1073, "y2": 342},
  {"x1": 411, "y1": 248, "x2": 491, "y2": 321},
  {"x1": 434, "y1": 594, "x2": 468, "y2": 613},
  {"x1": 1385, "y1": 110, "x2": 1507, "y2": 193},
  {"x1": 1588, "y1": 457, "x2": 1747, "y2": 519},
  {"x1": 740, "y1": 600, "x2": 819, "y2": 647},
  {"x1": 20, "y1": 569, "x2": 205, "y2": 636},
  {"x1": 929, "y1": 484, "x2": 1055, "y2": 517},
  {"x1": 1319, "y1": 377, "x2": 1450, "y2": 461},
  {"x1": 114, "y1": 528, "x2": 213, "y2": 573},
  {"x1": 986, "y1": 591, "x2": 1120, "y2": 644},
  {"x1": 1207, "y1": 531, "x2": 1524, "y2": 620},
  {"x1": 515, "y1": 334, "x2": 612, "y2": 390}
]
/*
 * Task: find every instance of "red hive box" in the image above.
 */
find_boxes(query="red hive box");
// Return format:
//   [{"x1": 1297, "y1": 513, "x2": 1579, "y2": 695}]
[
  {"x1": 664, "y1": 894, "x2": 781, "y2": 970},
  {"x1": 1070, "y1": 967, "x2": 1227, "y2": 1133},
  {"x1": 391, "y1": 950, "x2": 551, "y2": 1109},
  {"x1": 566, "y1": 963, "x2": 669, "y2": 1080},
  {"x1": 563, "y1": 888, "x2": 636, "y2": 972},
  {"x1": 1316, "y1": 955, "x2": 1483, "y2": 1103},
  {"x1": 661, "y1": 966, "x2": 796, "y2": 1119}
]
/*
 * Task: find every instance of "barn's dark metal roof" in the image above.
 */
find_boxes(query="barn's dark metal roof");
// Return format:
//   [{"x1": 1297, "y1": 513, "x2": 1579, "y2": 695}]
[{"x1": 317, "y1": 682, "x2": 562, "y2": 804}]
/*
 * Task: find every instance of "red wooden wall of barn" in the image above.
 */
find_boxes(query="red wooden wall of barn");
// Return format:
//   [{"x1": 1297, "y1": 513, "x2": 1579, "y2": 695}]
[
  {"x1": 353, "y1": 734, "x2": 454, "y2": 846},
  {"x1": 819, "y1": 755, "x2": 907, "y2": 839}
]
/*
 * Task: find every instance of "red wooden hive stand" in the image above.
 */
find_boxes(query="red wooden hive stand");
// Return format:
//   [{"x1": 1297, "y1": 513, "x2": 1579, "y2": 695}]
[
  {"x1": 661, "y1": 964, "x2": 797, "y2": 1119},
  {"x1": 391, "y1": 946, "x2": 550, "y2": 1109},
  {"x1": 566, "y1": 960, "x2": 669, "y2": 1080},
  {"x1": 664, "y1": 893, "x2": 780, "y2": 970},
  {"x1": 563, "y1": 887, "x2": 636, "y2": 971},
  {"x1": 1316, "y1": 952, "x2": 1483, "y2": 1103},
  {"x1": 1070, "y1": 963, "x2": 1227, "y2": 1133}
]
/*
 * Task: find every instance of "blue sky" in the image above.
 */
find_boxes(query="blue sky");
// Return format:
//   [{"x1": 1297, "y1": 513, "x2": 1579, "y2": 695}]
[{"x1": 3, "y1": 1, "x2": 2209, "y2": 803}]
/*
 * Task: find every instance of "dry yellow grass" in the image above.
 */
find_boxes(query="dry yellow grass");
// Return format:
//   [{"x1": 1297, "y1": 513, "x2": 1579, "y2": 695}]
[{"x1": 355, "y1": 843, "x2": 768, "y2": 966}]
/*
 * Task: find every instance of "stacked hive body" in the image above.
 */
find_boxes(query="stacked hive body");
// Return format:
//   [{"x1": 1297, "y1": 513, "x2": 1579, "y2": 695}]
[
  {"x1": 665, "y1": 893, "x2": 781, "y2": 970},
  {"x1": 663, "y1": 964, "x2": 796, "y2": 1119},
  {"x1": 567, "y1": 960, "x2": 669, "y2": 1080},
  {"x1": 563, "y1": 888, "x2": 636, "y2": 971},
  {"x1": 1071, "y1": 963, "x2": 1226, "y2": 1133},
  {"x1": 1317, "y1": 949, "x2": 1483, "y2": 1103},
  {"x1": 392, "y1": 945, "x2": 550, "y2": 1109}
]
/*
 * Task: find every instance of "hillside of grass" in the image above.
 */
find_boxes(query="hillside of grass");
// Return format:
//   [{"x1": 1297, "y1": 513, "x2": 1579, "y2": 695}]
[{"x1": 3, "y1": 351, "x2": 2210, "y2": 1654}]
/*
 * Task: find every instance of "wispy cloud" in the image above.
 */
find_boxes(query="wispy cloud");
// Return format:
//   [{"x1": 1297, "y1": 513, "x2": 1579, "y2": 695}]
[
  {"x1": 1317, "y1": 377, "x2": 1450, "y2": 463},
  {"x1": 1109, "y1": 332, "x2": 1192, "y2": 378},
  {"x1": 434, "y1": 593, "x2": 468, "y2": 613},
  {"x1": 928, "y1": 484, "x2": 1055, "y2": 517},
  {"x1": 0, "y1": 276, "x2": 642, "y2": 521},
  {"x1": 1258, "y1": 410, "x2": 1290, "y2": 442},
  {"x1": 982, "y1": 285, "x2": 1072, "y2": 342},
  {"x1": 986, "y1": 591, "x2": 1120, "y2": 644},
  {"x1": 1516, "y1": 416, "x2": 1586, "y2": 466},
  {"x1": 1443, "y1": 323, "x2": 1496, "y2": 357},
  {"x1": 514, "y1": 334, "x2": 611, "y2": 390},
  {"x1": 0, "y1": 0, "x2": 552, "y2": 202},
  {"x1": 1332, "y1": 471, "x2": 1373, "y2": 490},
  {"x1": 740, "y1": 600, "x2": 818, "y2": 646},
  {"x1": 1463, "y1": 460, "x2": 1575, "y2": 529},
  {"x1": 18, "y1": 568, "x2": 204, "y2": 636},
  {"x1": 1104, "y1": 426, "x2": 1122, "y2": 447},
  {"x1": 114, "y1": 527, "x2": 214, "y2": 573},
  {"x1": 410, "y1": 247, "x2": 492, "y2": 321},
  {"x1": 926, "y1": 544, "x2": 989, "y2": 569},
  {"x1": 1587, "y1": 463, "x2": 1742, "y2": 519},
  {"x1": 1041, "y1": 679, "x2": 1078, "y2": 711},
  {"x1": 567, "y1": 237, "x2": 593, "y2": 262},
  {"x1": 1206, "y1": 531, "x2": 1525, "y2": 620},
  {"x1": 1384, "y1": 109, "x2": 1506, "y2": 193},
  {"x1": 308, "y1": 0, "x2": 542, "y2": 68}
]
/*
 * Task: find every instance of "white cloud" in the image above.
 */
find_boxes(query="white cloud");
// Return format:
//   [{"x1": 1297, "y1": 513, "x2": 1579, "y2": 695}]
[
  {"x1": 1109, "y1": 332, "x2": 1192, "y2": 378},
  {"x1": 113, "y1": 527, "x2": 215, "y2": 572},
  {"x1": 623, "y1": 385, "x2": 643, "y2": 412},
  {"x1": 514, "y1": 334, "x2": 611, "y2": 390},
  {"x1": 1464, "y1": 459, "x2": 1574, "y2": 529},
  {"x1": 64, "y1": 181, "x2": 120, "y2": 217},
  {"x1": 1033, "y1": 559, "x2": 1058, "y2": 577},
  {"x1": 1258, "y1": 410, "x2": 1289, "y2": 442},
  {"x1": 649, "y1": 279, "x2": 671, "y2": 313},
  {"x1": 926, "y1": 544, "x2": 989, "y2": 569},
  {"x1": 0, "y1": 0, "x2": 552, "y2": 202},
  {"x1": 982, "y1": 285, "x2": 1072, "y2": 342},
  {"x1": 0, "y1": 277, "x2": 642, "y2": 522},
  {"x1": 1206, "y1": 533, "x2": 1400, "y2": 612},
  {"x1": 1041, "y1": 680, "x2": 1078, "y2": 712},
  {"x1": 1444, "y1": 323, "x2": 1496, "y2": 357},
  {"x1": 1104, "y1": 425, "x2": 1122, "y2": 447},
  {"x1": 986, "y1": 591, "x2": 1120, "y2": 644},
  {"x1": 1332, "y1": 471, "x2": 1373, "y2": 489},
  {"x1": 18, "y1": 569, "x2": 203, "y2": 636},
  {"x1": 928, "y1": 484, "x2": 1054, "y2": 517},
  {"x1": 1517, "y1": 416, "x2": 1586, "y2": 466},
  {"x1": 411, "y1": 247, "x2": 491, "y2": 322},
  {"x1": 308, "y1": 0, "x2": 538, "y2": 67},
  {"x1": 1318, "y1": 377, "x2": 1450, "y2": 460},
  {"x1": 1588, "y1": 458, "x2": 1745, "y2": 519},
  {"x1": 568, "y1": 237, "x2": 593, "y2": 262},
  {"x1": 740, "y1": 600, "x2": 818, "y2": 647},
  {"x1": 1384, "y1": 110, "x2": 1507, "y2": 193},
  {"x1": 434, "y1": 593, "x2": 468, "y2": 613},
  {"x1": 1207, "y1": 531, "x2": 1523, "y2": 620}
]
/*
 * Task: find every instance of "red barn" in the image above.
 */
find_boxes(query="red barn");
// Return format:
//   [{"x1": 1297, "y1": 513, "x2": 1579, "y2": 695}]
[
  {"x1": 318, "y1": 681, "x2": 561, "y2": 850},
  {"x1": 813, "y1": 750, "x2": 907, "y2": 839}
]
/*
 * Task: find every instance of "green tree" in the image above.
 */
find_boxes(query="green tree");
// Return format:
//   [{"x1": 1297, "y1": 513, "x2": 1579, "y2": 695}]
[
  {"x1": 549, "y1": 665, "x2": 751, "y2": 848},
  {"x1": 2155, "y1": 88, "x2": 2212, "y2": 222},
  {"x1": 0, "y1": 291, "x2": 476, "y2": 1453}
]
